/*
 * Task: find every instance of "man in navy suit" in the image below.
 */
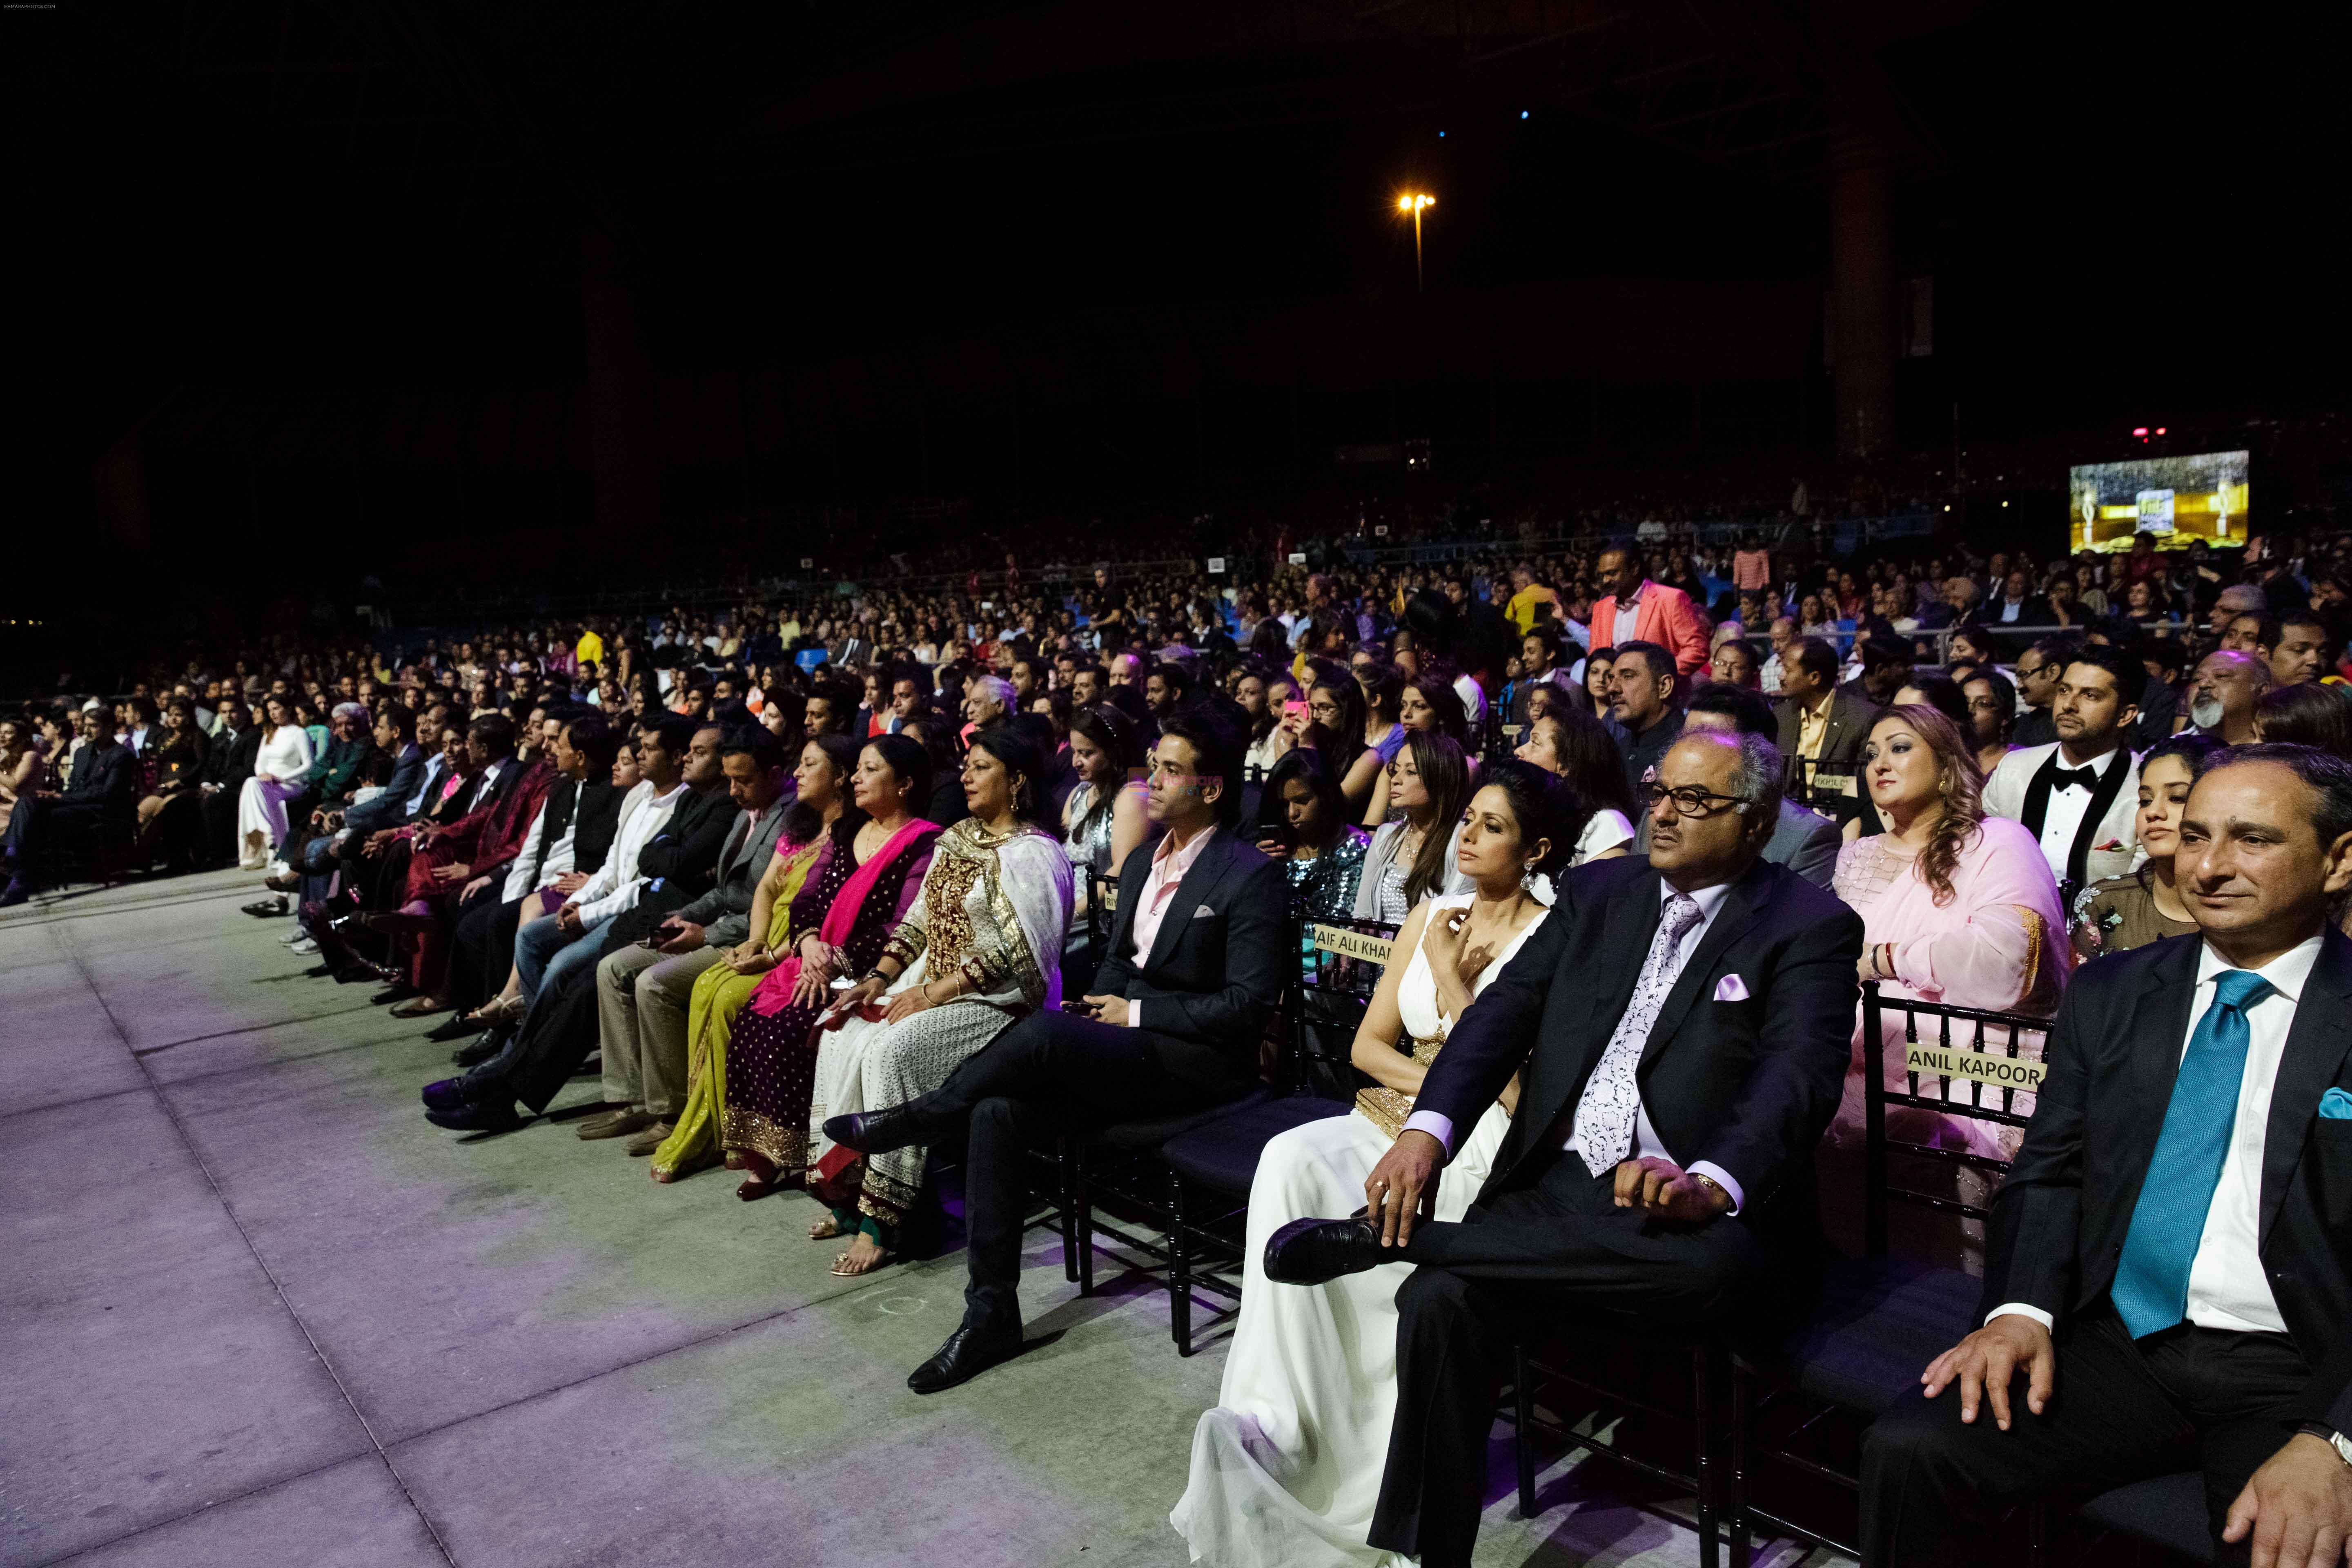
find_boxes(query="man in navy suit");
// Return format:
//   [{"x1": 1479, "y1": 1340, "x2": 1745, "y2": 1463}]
[
  {"x1": 1263, "y1": 730, "x2": 1863, "y2": 1566},
  {"x1": 2, "y1": 706, "x2": 137, "y2": 903},
  {"x1": 1862, "y1": 744, "x2": 2352, "y2": 1567},
  {"x1": 826, "y1": 712, "x2": 1288, "y2": 1394}
]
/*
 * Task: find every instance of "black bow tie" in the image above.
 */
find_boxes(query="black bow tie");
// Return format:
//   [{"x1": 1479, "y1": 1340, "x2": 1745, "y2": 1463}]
[{"x1": 2050, "y1": 764, "x2": 2100, "y2": 792}]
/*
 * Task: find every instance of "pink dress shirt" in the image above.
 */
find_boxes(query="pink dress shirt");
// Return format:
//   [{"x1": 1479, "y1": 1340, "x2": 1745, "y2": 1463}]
[{"x1": 1122, "y1": 824, "x2": 1218, "y2": 1029}]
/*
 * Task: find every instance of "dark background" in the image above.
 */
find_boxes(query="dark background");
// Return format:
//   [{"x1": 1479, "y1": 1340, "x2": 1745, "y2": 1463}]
[{"x1": 7, "y1": 2, "x2": 2350, "y2": 639}]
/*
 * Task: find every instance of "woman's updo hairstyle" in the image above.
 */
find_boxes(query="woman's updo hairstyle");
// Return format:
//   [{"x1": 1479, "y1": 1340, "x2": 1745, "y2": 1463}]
[{"x1": 1473, "y1": 758, "x2": 1575, "y2": 881}]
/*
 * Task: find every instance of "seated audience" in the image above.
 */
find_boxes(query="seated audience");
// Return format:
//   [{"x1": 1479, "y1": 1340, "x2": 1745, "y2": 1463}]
[
  {"x1": 808, "y1": 728, "x2": 1072, "y2": 1274},
  {"x1": 1511, "y1": 705, "x2": 1639, "y2": 869},
  {"x1": 1252, "y1": 744, "x2": 1372, "y2": 931},
  {"x1": 235, "y1": 695, "x2": 316, "y2": 869},
  {"x1": 1355, "y1": 731, "x2": 1474, "y2": 921},
  {"x1": 1827, "y1": 704, "x2": 2068, "y2": 1253},
  {"x1": 1862, "y1": 745, "x2": 2352, "y2": 1568},
  {"x1": 586, "y1": 729, "x2": 794, "y2": 1152},
  {"x1": 2072, "y1": 733, "x2": 2221, "y2": 959},
  {"x1": 2254, "y1": 681, "x2": 2352, "y2": 755},
  {"x1": 1, "y1": 706, "x2": 134, "y2": 903},
  {"x1": 1254, "y1": 730, "x2": 1860, "y2": 1567},
  {"x1": 1604, "y1": 639, "x2": 1687, "y2": 800},
  {"x1": 1675, "y1": 682, "x2": 1840, "y2": 887},
  {"x1": 2183, "y1": 648, "x2": 2270, "y2": 744},
  {"x1": 1173, "y1": 760, "x2": 1566, "y2": 1565},
  {"x1": 1773, "y1": 634, "x2": 1874, "y2": 805},
  {"x1": 1984, "y1": 643, "x2": 2146, "y2": 903},
  {"x1": 719, "y1": 734, "x2": 938, "y2": 1197},
  {"x1": 648, "y1": 733, "x2": 856, "y2": 1183},
  {"x1": 819, "y1": 713, "x2": 1286, "y2": 1394}
]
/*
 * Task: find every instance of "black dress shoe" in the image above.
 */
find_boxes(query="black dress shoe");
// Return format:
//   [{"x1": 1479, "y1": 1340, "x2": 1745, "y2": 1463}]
[
  {"x1": 332, "y1": 964, "x2": 377, "y2": 985},
  {"x1": 425, "y1": 1097, "x2": 523, "y2": 1134},
  {"x1": 423, "y1": 1014, "x2": 478, "y2": 1043},
  {"x1": 821, "y1": 1102, "x2": 934, "y2": 1156},
  {"x1": 370, "y1": 984, "x2": 417, "y2": 1006},
  {"x1": 303, "y1": 963, "x2": 336, "y2": 979},
  {"x1": 1261, "y1": 1216, "x2": 1388, "y2": 1285},
  {"x1": 906, "y1": 1319, "x2": 1024, "y2": 1395},
  {"x1": 452, "y1": 1031, "x2": 506, "y2": 1069}
]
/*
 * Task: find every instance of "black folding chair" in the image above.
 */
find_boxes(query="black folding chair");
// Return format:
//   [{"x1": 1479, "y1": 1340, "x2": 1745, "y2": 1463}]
[
  {"x1": 1727, "y1": 983, "x2": 2047, "y2": 1565},
  {"x1": 1158, "y1": 917, "x2": 1396, "y2": 1352}
]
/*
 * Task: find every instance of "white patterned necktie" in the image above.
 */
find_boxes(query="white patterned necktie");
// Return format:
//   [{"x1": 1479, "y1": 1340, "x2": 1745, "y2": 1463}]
[{"x1": 1571, "y1": 892, "x2": 1705, "y2": 1176}]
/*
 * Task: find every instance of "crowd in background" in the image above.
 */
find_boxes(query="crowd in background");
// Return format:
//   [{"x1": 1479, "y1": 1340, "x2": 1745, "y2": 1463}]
[{"x1": 11, "y1": 506, "x2": 2352, "y2": 1561}]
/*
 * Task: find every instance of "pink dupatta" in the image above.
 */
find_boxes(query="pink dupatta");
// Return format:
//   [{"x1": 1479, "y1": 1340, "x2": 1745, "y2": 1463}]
[{"x1": 746, "y1": 819, "x2": 937, "y2": 1018}]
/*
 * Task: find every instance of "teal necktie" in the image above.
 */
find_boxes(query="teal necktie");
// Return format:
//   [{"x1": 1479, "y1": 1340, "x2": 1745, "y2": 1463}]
[{"x1": 2110, "y1": 969, "x2": 2270, "y2": 1339}]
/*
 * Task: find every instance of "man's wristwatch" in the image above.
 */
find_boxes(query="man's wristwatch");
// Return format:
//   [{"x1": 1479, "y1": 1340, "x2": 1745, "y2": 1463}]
[{"x1": 2300, "y1": 1425, "x2": 2352, "y2": 1470}]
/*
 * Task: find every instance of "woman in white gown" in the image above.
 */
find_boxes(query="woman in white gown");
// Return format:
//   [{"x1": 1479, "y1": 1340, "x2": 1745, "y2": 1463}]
[
  {"x1": 1172, "y1": 760, "x2": 1571, "y2": 1568},
  {"x1": 235, "y1": 695, "x2": 315, "y2": 870}
]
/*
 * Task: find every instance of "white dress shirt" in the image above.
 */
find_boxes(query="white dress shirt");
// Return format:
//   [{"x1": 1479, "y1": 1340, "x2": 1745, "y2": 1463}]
[
  {"x1": 1992, "y1": 933, "x2": 2318, "y2": 1336},
  {"x1": 1403, "y1": 879, "x2": 1748, "y2": 1210},
  {"x1": 2031, "y1": 746, "x2": 2117, "y2": 882},
  {"x1": 569, "y1": 780, "x2": 688, "y2": 929},
  {"x1": 500, "y1": 789, "x2": 581, "y2": 903}
]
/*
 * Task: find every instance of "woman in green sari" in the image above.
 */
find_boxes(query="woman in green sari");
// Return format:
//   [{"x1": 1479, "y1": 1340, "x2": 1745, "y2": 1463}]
[{"x1": 648, "y1": 734, "x2": 859, "y2": 1182}]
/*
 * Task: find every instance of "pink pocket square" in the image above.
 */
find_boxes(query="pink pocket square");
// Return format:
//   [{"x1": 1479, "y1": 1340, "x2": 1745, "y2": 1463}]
[{"x1": 1713, "y1": 974, "x2": 1751, "y2": 1002}]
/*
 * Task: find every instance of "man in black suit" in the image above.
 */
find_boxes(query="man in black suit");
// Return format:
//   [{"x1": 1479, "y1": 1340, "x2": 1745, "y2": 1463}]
[
  {"x1": 1774, "y1": 635, "x2": 1876, "y2": 806},
  {"x1": 421, "y1": 721, "x2": 735, "y2": 1131},
  {"x1": 825, "y1": 712, "x2": 1287, "y2": 1394},
  {"x1": 2, "y1": 706, "x2": 138, "y2": 903},
  {"x1": 1860, "y1": 744, "x2": 2352, "y2": 1568},
  {"x1": 1262, "y1": 729, "x2": 1864, "y2": 1567}
]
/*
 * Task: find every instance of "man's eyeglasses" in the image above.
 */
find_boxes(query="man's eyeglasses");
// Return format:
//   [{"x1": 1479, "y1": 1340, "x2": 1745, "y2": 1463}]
[{"x1": 1639, "y1": 782, "x2": 1751, "y2": 818}]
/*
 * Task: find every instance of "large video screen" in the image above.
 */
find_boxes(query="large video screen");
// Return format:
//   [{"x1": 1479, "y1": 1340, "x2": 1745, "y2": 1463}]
[{"x1": 2068, "y1": 450, "x2": 2249, "y2": 554}]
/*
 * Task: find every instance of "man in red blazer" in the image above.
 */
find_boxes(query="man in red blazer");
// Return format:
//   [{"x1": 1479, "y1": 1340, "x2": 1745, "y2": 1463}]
[{"x1": 1585, "y1": 546, "x2": 1710, "y2": 675}]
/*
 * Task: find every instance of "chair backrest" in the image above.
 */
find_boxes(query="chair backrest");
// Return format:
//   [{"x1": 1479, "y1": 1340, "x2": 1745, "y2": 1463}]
[
  {"x1": 1086, "y1": 870, "x2": 1119, "y2": 948},
  {"x1": 1290, "y1": 916, "x2": 1399, "y2": 1099},
  {"x1": 1860, "y1": 981, "x2": 2051, "y2": 1257}
]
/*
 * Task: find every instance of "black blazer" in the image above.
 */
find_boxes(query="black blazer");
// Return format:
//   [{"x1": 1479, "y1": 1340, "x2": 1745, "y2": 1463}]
[
  {"x1": 1773, "y1": 689, "x2": 1877, "y2": 791},
  {"x1": 570, "y1": 780, "x2": 625, "y2": 877},
  {"x1": 61, "y1": 739, "x2": 137, "y2": 815},
  {"x1": 632, "y1": 784, "x2": 737, "y2": 902},
  {"x1": 1092, "y1": 827, "x2": 1290, "y2": 1092},
  {"x1": 1982, "y1": 929, "x2": 2352, "y2": 1434},
  {"x1": 1416, "y1": 854, "x2": 1864, "y2": 1234}
]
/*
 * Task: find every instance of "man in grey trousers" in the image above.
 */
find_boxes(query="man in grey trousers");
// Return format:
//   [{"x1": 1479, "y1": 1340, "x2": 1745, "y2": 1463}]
[{"x1": 587, "y1": 733, "x2": 793, "y2": 1154}]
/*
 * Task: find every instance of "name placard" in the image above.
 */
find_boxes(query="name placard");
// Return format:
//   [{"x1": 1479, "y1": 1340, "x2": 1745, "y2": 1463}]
[
  {"x1": 1312, "y1": 924, "x2": 1394, "y2": 964},
  {"x1": 1905, "y1": 1043, "x2": 2044, "y2": 1092}
]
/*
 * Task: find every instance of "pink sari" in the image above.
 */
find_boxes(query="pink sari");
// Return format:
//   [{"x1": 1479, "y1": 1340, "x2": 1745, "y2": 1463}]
[{"x1": 745, "y1": 819, "x2": 937, "y2": 1018}]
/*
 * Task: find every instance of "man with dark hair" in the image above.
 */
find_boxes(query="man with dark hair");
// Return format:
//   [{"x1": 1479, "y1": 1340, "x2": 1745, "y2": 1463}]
[
  {"x1": 1984, "y1": 641, "x2": 2144, "y2": 900},
  {"x1": 1069, "y1": 664, "x2": 1107, "y2": 707},
  {"x1": 804, "y1": 678, "x2": 860, "y2": 738},
  {"x1": 1145, "y1": 660, "x2": 1192, "y2": 719},
  {"x1": 1607, "y1": 640, "x2": 1686, "y2": 800},
  {"x1": 1863, "y1": 744, "x2": 2352, "y2": 1567},
  {"x1": 584, "y1": 726, "x2": 793, "y2": 1149},
  {"x1": 1511, "y1": 624, "x2": 1570, "y2": 730},
  {"x1": 1264, "y1": 729, "x2": 1862, "y2": 1567},
  {"x1": 1773, "y1": 635, "x2": 1875, "y2": 804},
  {"x1": 0, "y1": 705, "x2": 135, "y2": 904},
  {"x1": 428, "y1": 715, "x2": 626, "y2": 1050},
  {"x1": 1677, "y1": 681, "x2": 1841, "y2": 888},
  {"x1": 823, "y1": 709, "x2": 1285, "y2": 1392},
  {"x1": 2258, "y1": 611, "x2": 2330, "y2": 688},
  {"x1": 1842, "y1": 635, "x2": 1913, "y2": 707},
  {"x1": 424, "y1": 722, "x2": 735, "y2": 1133},
  {"x1": 2009, "y1": 635, "x2": 2081, "y2": 749}
]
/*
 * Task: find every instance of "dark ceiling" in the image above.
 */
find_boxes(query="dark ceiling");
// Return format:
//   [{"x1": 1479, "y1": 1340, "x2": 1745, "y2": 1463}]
[{"x1": 7, "y1": 1, "x2": 2351, "y2": 550}]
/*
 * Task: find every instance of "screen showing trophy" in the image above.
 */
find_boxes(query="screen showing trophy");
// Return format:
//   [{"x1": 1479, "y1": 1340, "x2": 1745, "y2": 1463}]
[{"x1": 2068, "y1": 450, "x2": 2249, "y2": 553}]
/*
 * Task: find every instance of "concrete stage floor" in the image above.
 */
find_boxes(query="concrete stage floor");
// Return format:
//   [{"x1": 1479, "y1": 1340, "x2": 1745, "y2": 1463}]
[{"x1": 2, "y1": 869, "x2": 1845, "y2": 1568}]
